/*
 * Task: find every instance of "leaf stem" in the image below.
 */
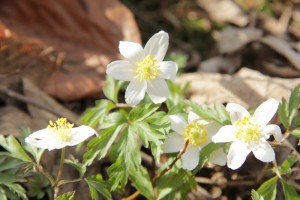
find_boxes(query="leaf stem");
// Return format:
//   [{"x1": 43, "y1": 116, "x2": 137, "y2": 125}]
[
  {"x1": 53, "y1": 147, "x2": 66, "y2": 198},
  {"x1": 122, "y1": 140, "x2": 189, "y2": 200}
]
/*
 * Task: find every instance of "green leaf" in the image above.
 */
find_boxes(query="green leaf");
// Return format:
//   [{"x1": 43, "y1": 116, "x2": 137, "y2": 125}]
[
  {"x1": 107, "y1": 158, "x2": 128, "y2": 191},
  {"x1": 0, "y1": 173, "x2": 25, "y2": 184},
  {"x1": 251, "y1": 189, "x2": 264, "y2": 200},
  {"x1": 64, "y1": 156, "x2": 86, "y2": 178},
  {"x1": 278, "y1": 98, "x2": 289, "y2": 129},
  {"x1": 214, "y1": 103, "x2": 231, "y2": 124},
  {"x1": 85, "y1": 175, "x2": 112, "y2": 200},
  {"x1": 129, "y1": 166, "x2": 154, "y2": 200},
  {"x1": 257, "y1": 176, "x2": 277, "y2": 200},
  {"x1": 281, "y1": 179, "x2": 300, "y2": 200},
  {"x1": 103, "y1": 75, "x2": 123, "y2": 103},
  {"x1": 291, "y1": 129, "x2": 300, "y2": 139},
  {"x1": 278, "y1": 155, "x2": 297, "y2": 175},
  {"x1": 80, "y1": 100, "x2": 115, "y2": 128},
  {"x1": 56, "y1": 191, "x2": 75, "y2": 200},
  {"x1": 0, "y1": 187, "x2": 7, "y2": 200},
  {"x1": 0, "y1": 135, "x2": 32, "y2": 163},
  {"x1": 0, "y1": 158, "x2": 24, "y2": 172},
  {"x1": 288, "y1": 84, "x2": 300, "y2": 126},
  {"x1": 3, "y1": 183, "x2": 26, "y2": 199},
  {"x1": 100, "y1": 112, "x2": 127, "y2": 129},
  {"x1": 83, "y1": 124, "x2": 125, "y2": 167},
  {"x1": 129, "y1": 103, "x2": 160, "y2": 122}
]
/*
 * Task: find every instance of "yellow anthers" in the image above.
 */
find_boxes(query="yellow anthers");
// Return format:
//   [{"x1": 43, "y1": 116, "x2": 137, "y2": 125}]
[
  {"x1": 235, "y1": 116, "x2": 261, "y2": 144},
  {"x1": 184, "y1": 121, "x2": 208, "y2": 146},
  {"x1": 135, "y1": 54, "x2": 160, "y2": 81},
  {"x1": 47, "y1": 118, "x2": 74, "y2": 142}
]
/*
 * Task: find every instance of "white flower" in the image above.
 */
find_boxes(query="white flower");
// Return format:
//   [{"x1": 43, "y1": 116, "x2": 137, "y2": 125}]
[
  {"x1": 106, "y1": 31, "x2": 178, "y2": 106},
  {"x1": 162, "y1": 112, "x2": 224, "y2": 170},
  {"x1": 25, "y1": 118, "x2": 96, "y2": 151},
  {"x1": 212, "y1": 99, "x2": 282, "y2": 170}
]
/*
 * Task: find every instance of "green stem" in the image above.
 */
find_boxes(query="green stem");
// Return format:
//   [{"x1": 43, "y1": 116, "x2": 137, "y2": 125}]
[{"x1": 55, "y1": 147, "x2": 66, "y2": 186}]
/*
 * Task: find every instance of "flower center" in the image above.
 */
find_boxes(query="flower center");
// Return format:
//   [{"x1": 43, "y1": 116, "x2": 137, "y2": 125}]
[
  {"x1": 47, "y1": 118, "x2": 74, "y2": 142},
  {"x1": 135, "y1": 54, "x2": 160, "y2": 81},
  {"x1": 235, "y1": 116, "x2": 261, "y2": 145},
  {"x1": 184, "y1": 121, "x2": 208, "y2": 146}
]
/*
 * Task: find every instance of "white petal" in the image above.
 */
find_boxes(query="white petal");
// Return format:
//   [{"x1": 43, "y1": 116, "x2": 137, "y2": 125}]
[
  {"x1": 226, "y1": 103, "x2": 250, "y2": 124},
  {"x1": 144, "y1": 31, "x2": 169, "y2": 62},
  {"x1": 262, "y1": 124, "x2": 282, "y2": 142},
  {"x1": 25, "y1": 129, "x2": 61, "y2": 151},
  {"x1": 252, "y1": 141, "x2": 275, "y2": 162},
  {"x1": 158, "y1": 61, "x2": 178, "y2": 80},
  {"x1": 188, "y1": 111, "x2": 200, "y2": 123},
  {"x1": 119, "y1": 41, "x2": 144, "y2": 63},
  {"x1": 181, "y1": 145, "x2": 200, "y2": 171},
  {"x1": 209, "y1": 148, "x2": 227, "y2": 166},
  {"x1": 162, "y1": 133, "x2": 185, "y2": 153},
  {"x1": 146, "y1": 78, "x2": 169, "y2": 104},
  {"x1": 106, "y1": 60, "x2": 136, "y2": 81},
  {"x1": 206, "y1": 122, "x2": 222, "y2": 139},
  {"x1": 125, "y1": 80, "x2": 147, "y2": 106},
  {"x1": 68, "y1": 126, "x2": 96, "y2": 146},
  {"x1": 253, "y1": 99, "x2": 279, "y2": 128},
  {"x1": 227, "y1": 141, "x2": 251, "y2": 170},
  {"x1": 169, "y1": 115, "x2": 187, "y2": 135},
  {"x1": 212, "y1": 125, "x2": 236, "y2": 143}
]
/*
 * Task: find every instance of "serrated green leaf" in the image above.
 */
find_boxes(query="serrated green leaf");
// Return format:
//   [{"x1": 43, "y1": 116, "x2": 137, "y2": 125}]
[
  {"x1": 0, "y1": 158, "x2": 24, "y2": 172},
  {"x1": 107, "y1": 158, "x2": 128, "y2": 191},
  {"x1": 85, "y1": 175, "x2": 112, "y2": 200},
  {"x1": 83, "y1": 124, "x2": 125, "y2": 167},
  {"x1": 278, "y1": 98, "x2": 289, "y2": 129},
  {"x1": 281, "y1": 179, "x2": 300, "y2": 200},
  {"x1": 278, "y1": 155, "x2": 297, "y2": 175},
  {"x1": 0, "y1": 135, "x2": 32, "y2": 163},
  {"x1": 0, "y1": 173, "x2": 25, "y2": 184},
  {"x1": 0, "y1": 187, "x2": 7, "y2": 200},
  {"x1": 100, "y1": 112, "x2": 127, "y2": 129},
  {"x1": 3, "y1": 183, "x2": 26, "y2": 199},
  {"x1": 64, "y1": 157, "x2": 86, "y2": 178},
  {"x1": 288, "y1": 84, "x2": 300, "y2": 125},
  {"x1": 103, "y1": 75, "x2": 123, "y2": 103},
  {"x1": 56, "y1": 191, "x2": 75, "y2": 200},
  {"x1": 257, "y1": 176, "x2": 277, "y2": 200},
  {"x1": 80, "y1": 100, "x2": 115, "y2": 128},
  {"x1": 214, "y1": 103, "x2": 231, "y2": 124},
  {"x1": 129, "y1": 166, "x2": 154, "y2": 200},
  {"x1": 129, "y1": 103, "x2": 160, "y2": 122},
  {"x1": 291, "y1": 129, "x2": 300, "y2": 139},
  {"x1": 157, "y1": 169, "x2": 196, "y2": 200},
  {"x1": 251, "y1": 189, "x2": 264, "y2": 200}
]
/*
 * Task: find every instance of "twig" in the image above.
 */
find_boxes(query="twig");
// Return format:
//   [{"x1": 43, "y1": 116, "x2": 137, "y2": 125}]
[{"x1": 0, "y1": 86, "x2": 77, "y2": 124}]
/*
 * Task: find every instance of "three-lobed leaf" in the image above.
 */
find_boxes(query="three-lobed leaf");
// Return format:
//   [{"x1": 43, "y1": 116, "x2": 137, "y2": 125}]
[{"x1": 85, "y1": 175, "x2": 112, "y2": 200}]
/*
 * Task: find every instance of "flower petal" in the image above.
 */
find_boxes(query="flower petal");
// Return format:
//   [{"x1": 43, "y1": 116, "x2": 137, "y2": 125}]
[
  {"x1": 188, "y1": 111, "x2": 200, "y2": 123},
  {"x1": 158, "y1": 61, "x2": 178, "y2": 80},
  {"x1": 119, "y1": 41, "x2": 144, "y2": 63},
  {"x1": 227, "y1": 141, "x2": 251, "y2": 170},
  {"x1": 209, "y1": 148, "x2": 227, "y2": 166},
  {"x1": 262, "y1": 124, "x2": 282, "y2": 142},
  {"x1": 181, "y1": 145, "x2": 200, "y2": 171},
  {"x1": 252, "y1": 141, "x2": 275, "y2": 162},
  {"x1": 162, "y1": 133, "x2": 185, "y2": 153},
  {"x1": 253, "y1": 98, "x2": 279, "y2": 128},
  {"x1": 25, "y1": 129, "x2": 61, "y2": 151},
  {"x1": 68, "y1": 125, "x2": 96, "y2": 146},
  {"x1": 169, "y1": 115, "x2": 187, "y2": 135},
  {"x1": 226, "y1": 103, "x2": 250, "y2": 124},
  {"x1": 144, "y1": 31, "x2": 169, "y2": 62},
  {"x1": 146, "y1": 78, "x2": 169, "y2": 104},
  {"x1": 206, "y1": 122, "x2": 222, "y2": 140},
  {"x1": 106, "y1": 60, "x2": 136, "y2": 81},
  {"x1": 125, "y1": 80, "x2": 147, "y2": 106},
  {"x1": 212, "y1": 125, "x2": 236, "y2": 143}
]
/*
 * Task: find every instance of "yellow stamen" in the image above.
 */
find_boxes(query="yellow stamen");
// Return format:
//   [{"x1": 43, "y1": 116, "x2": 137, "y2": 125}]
[
  {"x1": 135, "y1": 55, "x2": 160, "y2": 81},
  {"x1": 184, "y1": 121, "x2": 208, "y2": 146},
  {"x1": 47, "y1": 118, "x2": 74, "y2": 142},
  {"x1": 235, "y1": 116, "x2": 261, "y2": 145}
]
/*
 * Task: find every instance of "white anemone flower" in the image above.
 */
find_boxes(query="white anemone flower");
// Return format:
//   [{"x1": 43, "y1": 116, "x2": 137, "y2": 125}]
[
  {"x1": 212, "y1": 99, "x2": 282, "y2": 170},
  {"x1": 25, "y1": 118, "x2": 96, "y2": 151},
  {"x1": 162, "y1": 112, "x2": 225, "y2": 171},
  {"x1": 106, "y1": 31, "x2": 178, "y2": 106}
]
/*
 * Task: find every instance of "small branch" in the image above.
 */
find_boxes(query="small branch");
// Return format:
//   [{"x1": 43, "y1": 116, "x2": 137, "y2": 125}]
[{"x1": 272, "y1": 160, "x2": 282, "y2": 179}]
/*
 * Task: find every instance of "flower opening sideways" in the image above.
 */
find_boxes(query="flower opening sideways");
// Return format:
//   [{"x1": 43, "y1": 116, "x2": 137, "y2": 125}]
[
  {"x1": 162, "y1": 112, "x2": 225, "y2": 171},
  {"x1": 212, "y1": 98, "x2": 282, "y2": 170},
  {"x1": 25, "y1": 118, "x2": 96, "y2": 151},
  {"x1": 106, "y1": 31, "x2": 178, "y2": 106}
]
